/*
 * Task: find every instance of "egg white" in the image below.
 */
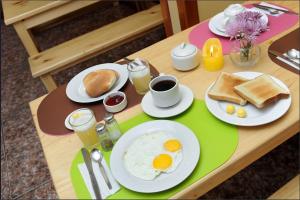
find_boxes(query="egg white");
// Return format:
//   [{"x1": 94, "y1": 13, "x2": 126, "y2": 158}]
[{"x1": 123, "y1": 131, "x2": 183, "y2": 180}]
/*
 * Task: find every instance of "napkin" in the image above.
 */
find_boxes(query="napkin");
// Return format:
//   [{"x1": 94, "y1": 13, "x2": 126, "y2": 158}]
[
  {"x1": 78, "y1": 158, "x2": 120, "y2": 199},
  {"x1": 277, "y1": 52, "x2": 300, "y2": 71},
  {"x1": 255, "y1": 2, "x2": 287, "y2": 16}
]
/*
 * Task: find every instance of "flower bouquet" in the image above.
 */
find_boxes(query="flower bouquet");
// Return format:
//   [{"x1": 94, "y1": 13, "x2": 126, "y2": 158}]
[{"x1": 226, "y1": 11, "x2": 268, "y2": 66}]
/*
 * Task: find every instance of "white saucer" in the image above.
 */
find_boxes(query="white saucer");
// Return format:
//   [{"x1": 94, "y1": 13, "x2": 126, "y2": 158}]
[
  {"x1": 209, "y1": 8, "x2": 268, "y2": 38},
  {"x1": 141, "y1": 85, "x2": 194, "y2": 118}
]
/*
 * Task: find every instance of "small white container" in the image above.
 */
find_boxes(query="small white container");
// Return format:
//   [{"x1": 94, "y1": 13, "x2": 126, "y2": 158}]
[
  {"x1": 171, "y1": 43, "x2": 199, "y2": 71},
  {"x1": 103, "y1": 91, "x2": 127, "y2": 113}
]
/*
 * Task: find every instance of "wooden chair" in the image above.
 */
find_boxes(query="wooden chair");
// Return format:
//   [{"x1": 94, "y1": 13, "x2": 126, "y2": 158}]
[
  {"x1": 2, "y1": 0, "x2": 163, "y2": 92},
  {"x1": 160, "y1": 0, "x2": 243, "y2": 37},
  {"x1": 160, "y1": 0, "x2": 199, "y2": 37}
]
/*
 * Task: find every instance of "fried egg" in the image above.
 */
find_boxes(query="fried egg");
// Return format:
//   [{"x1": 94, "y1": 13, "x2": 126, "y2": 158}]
[{"x1": 123, "y1": 131, "x2": 183, "y2": 180}]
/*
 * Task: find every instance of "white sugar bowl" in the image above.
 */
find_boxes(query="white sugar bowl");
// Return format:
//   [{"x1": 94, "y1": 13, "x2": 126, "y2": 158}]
[{"x1": 171, "y1": 43, "x2": 199, "y2": 71}]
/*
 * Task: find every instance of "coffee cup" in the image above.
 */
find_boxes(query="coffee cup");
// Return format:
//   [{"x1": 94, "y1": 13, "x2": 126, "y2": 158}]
[
  {"x1": 149, "y1": 75, "x2": 181, "y2": 108},
  {"x1": 222, "y1": 4, "x2": 245, "y2": 28}
]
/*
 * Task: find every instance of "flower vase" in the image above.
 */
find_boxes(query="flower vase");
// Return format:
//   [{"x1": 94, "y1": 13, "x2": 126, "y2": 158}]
[{"x1": 230, "y1": 40, "x2": 261, "y2": 67}]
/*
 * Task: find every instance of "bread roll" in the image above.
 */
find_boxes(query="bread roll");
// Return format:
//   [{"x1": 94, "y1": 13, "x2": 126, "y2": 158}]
[{"x1": 83, "y1": 69, "x2": 118, "y2": 97}]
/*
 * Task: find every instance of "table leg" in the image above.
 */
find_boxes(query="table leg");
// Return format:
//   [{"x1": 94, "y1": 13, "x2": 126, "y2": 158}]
[
  {"x1": 40, "y1": 74, "x2": 57, "y2": 92},
  {"x1": 13, "y1": 21, "x2": 39, "y2": 56}
]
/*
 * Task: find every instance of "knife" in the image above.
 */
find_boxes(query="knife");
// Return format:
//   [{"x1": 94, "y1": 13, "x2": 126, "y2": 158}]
[
  {"x1": 253, "y1": 4, "x2": 298, "y2": 15},
  {"x1": 81, "y1": 148, "x2": 102, "y2": 199},
  {"x1": 269, "y1": 50, "x2": 300, "y2": 69}
]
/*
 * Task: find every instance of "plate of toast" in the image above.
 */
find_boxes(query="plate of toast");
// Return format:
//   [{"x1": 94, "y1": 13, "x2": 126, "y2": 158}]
[
  {"x1": 66, "y1": 63, "x2": 129, "y2": 103},
  {"x1": 205, "y1": 71, "x2": 291, "y2": 126}
]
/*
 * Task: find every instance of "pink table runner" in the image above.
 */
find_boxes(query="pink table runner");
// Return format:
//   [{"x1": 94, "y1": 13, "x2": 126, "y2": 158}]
[{"x1": 189, "y1": 4, "x2": 299, "y2": 54}]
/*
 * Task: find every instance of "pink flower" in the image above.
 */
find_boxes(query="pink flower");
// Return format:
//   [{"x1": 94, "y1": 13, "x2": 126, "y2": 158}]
[{"x1": 226, "y1": 11, "x2": 268, "y2": 44}]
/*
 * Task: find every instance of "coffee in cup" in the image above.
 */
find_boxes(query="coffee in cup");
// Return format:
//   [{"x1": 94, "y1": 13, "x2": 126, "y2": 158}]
[{"x1": 149, "y1": 75, "x2": 181, "y2": 107}]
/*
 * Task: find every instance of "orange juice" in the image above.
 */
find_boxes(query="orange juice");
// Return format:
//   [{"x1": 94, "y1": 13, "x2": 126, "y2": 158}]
[
  {"x1": 132, "y1": 67, "x2": 151, "y2": 95},
  {"x1": 128, "y1": 58, "x2": 151, "y2": 95},
  {"x1": 69, "y1": 108, "x2": 99, "y2": 147}
]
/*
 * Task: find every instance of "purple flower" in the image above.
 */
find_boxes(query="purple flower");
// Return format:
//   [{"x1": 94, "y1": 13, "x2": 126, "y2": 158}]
[{"x1": 226, "y1": 11, "x2": 268, "y2": 44}]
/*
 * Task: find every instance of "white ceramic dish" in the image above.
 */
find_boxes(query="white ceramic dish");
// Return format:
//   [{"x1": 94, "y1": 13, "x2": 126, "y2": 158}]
[
  {"x1": 141, "y1": 85, "x2": 194, "y2": 118},
  {"x1": 171, "y1": 43, "x2": 199, "y2": 71},
  {"x1": 110, "y1": 120, "x2": 200, "y2": 193},
  {"x1": 103, "y1": 91, "x2": 127, "y2": 113},
  {"x1": 209, "y1": 8, "x2": 268, "y2": 37},
  {"x1": 205, "y1": 72, "x2": 291, "y2": 126},
  {"x1": 66, "y1": 63, "x2": 129, "y2": 103}
]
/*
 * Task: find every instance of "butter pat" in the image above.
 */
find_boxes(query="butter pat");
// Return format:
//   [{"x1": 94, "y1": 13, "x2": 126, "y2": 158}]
[
  {"x1": 226, "y1": 104, "x2": 235, "y2": 115},
  {"x1": 237, "y1": 107, "x2": 247, "y2": 118},
  {"x1": 72, "y1": 113, "x2": 82, "y2": 119}
]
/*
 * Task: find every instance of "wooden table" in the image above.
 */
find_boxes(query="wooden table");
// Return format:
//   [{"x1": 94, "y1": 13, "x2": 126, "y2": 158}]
[{"x1": 29, "y1": 1, "x2": 299, "y2": 198}]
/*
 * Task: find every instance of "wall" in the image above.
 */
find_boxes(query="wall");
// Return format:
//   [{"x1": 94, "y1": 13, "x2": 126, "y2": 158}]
[{"x1": 197, "y1": 0, "x2": 243, "y2": 22}]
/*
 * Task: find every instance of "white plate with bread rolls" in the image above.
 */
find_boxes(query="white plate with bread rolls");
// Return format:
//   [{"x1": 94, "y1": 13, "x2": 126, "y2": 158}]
[
  {"x1": 205, "y1": 71, "x2": 291, "y2": 126},
  {"x1": 66, "y1": 63, "x2": 129, "y2": 103}
]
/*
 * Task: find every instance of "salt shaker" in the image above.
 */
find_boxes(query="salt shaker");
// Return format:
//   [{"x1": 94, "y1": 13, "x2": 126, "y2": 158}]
[
  {"x1": 104, "y1": 113, "x2": 122, "y2": 143},
  {"x1": 95, "y1": 123, "x2": 113, "y2": 151}
]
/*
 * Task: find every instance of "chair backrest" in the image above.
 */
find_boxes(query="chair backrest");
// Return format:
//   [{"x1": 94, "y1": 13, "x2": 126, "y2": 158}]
[{"x1": 160, "y1": 0, "x2": 242, "y2": 36}]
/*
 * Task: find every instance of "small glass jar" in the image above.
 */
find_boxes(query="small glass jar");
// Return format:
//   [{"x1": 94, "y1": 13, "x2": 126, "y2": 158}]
[
  {"x1": 104, "y1": 113, "x2": 122, "y2": 143},
  {"x1": 229, "y1": 40, "x2": 261, "y2": 67},
  {"x1": 95, "y1": 123, "x2": 113, "y2": 151}
]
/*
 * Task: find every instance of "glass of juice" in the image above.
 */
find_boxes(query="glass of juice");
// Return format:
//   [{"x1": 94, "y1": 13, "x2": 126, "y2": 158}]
[
  {"x1": 127, "y1": 58, "x2": 151, "y2": 95},
  {"x1": 69, "y1": 108, "x2": 99, "y2": 147}
]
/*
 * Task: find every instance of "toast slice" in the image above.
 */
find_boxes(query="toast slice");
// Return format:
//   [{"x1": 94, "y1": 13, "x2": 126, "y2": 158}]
[
  {"x1": 208, "y1": 72, "x2": 249, "y2": 105},
  {"x1": 234, "y1": 74, "x2": 290, "y2": 108}
]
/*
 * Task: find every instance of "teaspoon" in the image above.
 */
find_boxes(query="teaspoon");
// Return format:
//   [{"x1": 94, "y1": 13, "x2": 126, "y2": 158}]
[
  {"x1": 287, "y1": 49, "x2": 300, "y2": 60},
  {"x1": 91, "y1": 149, "x2": 112, "y2": 190}
]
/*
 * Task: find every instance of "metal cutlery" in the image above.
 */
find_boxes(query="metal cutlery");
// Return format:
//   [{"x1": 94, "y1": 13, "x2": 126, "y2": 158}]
[
  {"x1": 287, "y1": 49, "x2": 300, "y2": 61},
  {"x1": 253, "y1": 4, "x2": 298, "y2": 15},
  {"x1": 81, "y1": 148, "x2": 102, "y2": 199},
  {"x1": 91, "y1": 148, "x2": 112, "y2": 190},
  {"x1": 269, "y1": 50, "x2": 300, "y2": 69}
]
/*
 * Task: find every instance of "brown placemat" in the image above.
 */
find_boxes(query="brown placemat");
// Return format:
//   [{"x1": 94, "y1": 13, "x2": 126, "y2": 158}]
[
  {"x1": 268, "y1": 28, "x2": 300, "y2": 75},
  {"x1": 37, "y1": 61, "x2": 159, "y2": 135}
]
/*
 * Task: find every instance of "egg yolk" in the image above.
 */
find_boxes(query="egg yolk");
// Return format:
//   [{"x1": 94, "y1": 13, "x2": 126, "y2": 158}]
[
  {"x1": 164, "y1": 139, "x2": 182, "y2": 152},
  {"x1": 153, "y1": 154, "x2": 172, "y2": 170},
  {"x1": 226, "y1": 104, "x2": 235, "y2": 115},
  {"x1": 237, "y1": 107, "x2": 247, "y2": 118}
]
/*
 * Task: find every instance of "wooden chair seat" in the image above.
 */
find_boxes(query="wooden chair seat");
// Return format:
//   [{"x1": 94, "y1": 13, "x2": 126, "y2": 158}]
[
  {"x1": 2, "y1": 1, "x2": 162, "y2": 92},
  {"x1": 29, "y1": 5, "x2": 162, "y2": 80}
]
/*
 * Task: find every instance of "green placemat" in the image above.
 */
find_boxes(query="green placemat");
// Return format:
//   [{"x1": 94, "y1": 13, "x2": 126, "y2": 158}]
[{"x1": 70, "y1": 99, "x2": 238, "y2": 199}]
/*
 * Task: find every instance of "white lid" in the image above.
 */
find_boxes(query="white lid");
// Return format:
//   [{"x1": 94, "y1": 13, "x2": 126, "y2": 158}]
[{"x1": 172, "y1": 43, "x2": 197, "y2": 57}]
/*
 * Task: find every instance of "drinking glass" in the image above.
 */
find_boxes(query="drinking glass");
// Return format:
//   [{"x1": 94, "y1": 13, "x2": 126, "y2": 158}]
[
  {"x1": 69, "y1": 108, "x2": 99, "y2": 147},
  {"x1": 127, "y1": 58, "x2": 151, "y2": 95}
]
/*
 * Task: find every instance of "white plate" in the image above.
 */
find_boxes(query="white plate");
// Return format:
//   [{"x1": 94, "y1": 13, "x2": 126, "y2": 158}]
[
  {"x1": 66, "y1": 63, "x2": 129, "y2": 103},
  {"x1": 110, "y1": 120, "x2": 200, "y2": 193},
  {"x1": 209, "y1": 12, "x2": 230, "y2": 37},
  {"x1": 209, "y1": 8, "x2": 268, "y2": 37},
  {"x1": 205, "y1": 72, "x2": 291, "y2": 126},
  {"x1": 141, "y1": 85, "x2": 194, "y2": 118}
]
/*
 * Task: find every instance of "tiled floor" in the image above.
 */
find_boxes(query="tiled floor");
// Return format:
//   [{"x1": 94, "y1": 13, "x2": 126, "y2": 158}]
[{"x1": 1, "y1": 2, "x2": 299, "y2": 199}]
